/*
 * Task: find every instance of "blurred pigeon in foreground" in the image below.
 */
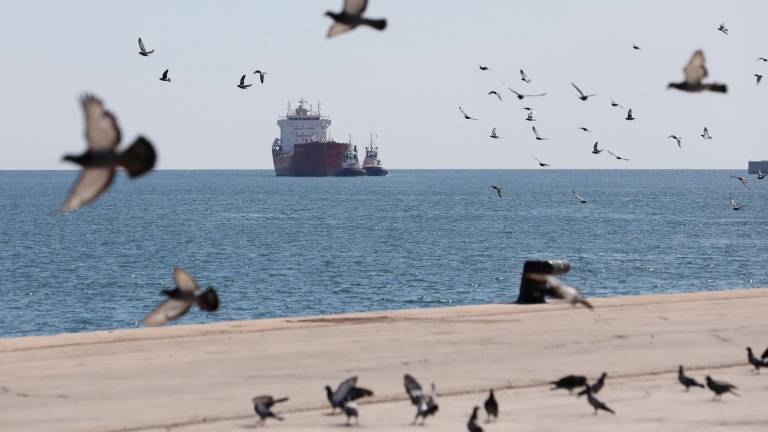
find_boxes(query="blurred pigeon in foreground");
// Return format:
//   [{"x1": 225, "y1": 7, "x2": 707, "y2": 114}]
[
  {"x1": 252, "y1": 395, "x2": 289, "y2": 425},
  {"x1": 325, "y1": 376, "x2": 373, "y2": 414},
  {"x1": 143, "y1": 267, "x2": 220, "y2": 326},
  {"x1": 483, "y1": 389, "x2": 498, "y2": 423},
  {"x1": 404, "y1": 374, "x2": 439, "y2": 425},
  {"x1": 325, "y1": 0, "x2": 387, "y2": 38},
  {"x1": 678, "y1": 365, "x2": 705, "y2": 391},
  {"x1": 668, "y1": 50, "x2": 727, "y2": 93},
  {"x1": 61, "y1": 94, "x2": 156, "y2": 212},
  {"x1": 705, "y1": 376, "x2": 739, "y2": 400},
  {"x1": 467, "y1": 406, "x2": 483, "y2": 432},
  {"x1": 585, "y1": 387, "x2": 615, "y2": 415},
  {"x1": 550, "y1": 375, "x2": 588, "y2": 394},
  {"x1": 578, "y1": 372, "x2": 607, "y2": 397},
  {"x1": 525, "y1": 274, "x2": 594, "y2": 309}
]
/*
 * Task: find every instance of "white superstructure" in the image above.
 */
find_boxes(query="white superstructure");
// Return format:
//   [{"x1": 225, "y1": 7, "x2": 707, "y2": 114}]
[{"x1": 273, "y1": 98, "x2": 331, "y2": 154}]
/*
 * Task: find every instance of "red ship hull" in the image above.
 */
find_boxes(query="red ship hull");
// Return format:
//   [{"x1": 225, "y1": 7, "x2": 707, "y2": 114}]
[{"x1": 272, "y1": 141, "x2": 348, "y2": 176}]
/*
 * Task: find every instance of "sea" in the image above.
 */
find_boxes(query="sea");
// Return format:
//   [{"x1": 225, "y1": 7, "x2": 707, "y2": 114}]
[{"x1": 0, "y1": 170, "x2": 766, "y2": 338}]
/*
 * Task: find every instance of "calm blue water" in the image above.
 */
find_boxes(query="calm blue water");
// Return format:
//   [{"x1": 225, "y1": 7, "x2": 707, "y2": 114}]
[{"x1": 1, "y1": 170, "x2": 766, "y2": 338}]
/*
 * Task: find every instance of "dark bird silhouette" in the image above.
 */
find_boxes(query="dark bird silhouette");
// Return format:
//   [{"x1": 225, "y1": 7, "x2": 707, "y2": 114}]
[
  {"x1": 571, "y1": 82, "x2": 598, "y2": 101},
  {"x1": 576, "y1": 126, "x2": 592, "y2": 133},
  {"x1": 159, "y1": 69, "x2": 171, "y2": 82},
  {"x1": 467, "y1": 406, "x2": 483, "y2": 432},
  {"x1": 403, "y1": 374, "x2": 439, "y2": 425},
  {"x1": 756, "y1": 74, "x2": 763, "y2": 86},
  {"x1": 607, "y1": 150, "x2": 630, "y2": 161},
  {"x1": 678, "y1": 365, "x2": 705, "y2": 391},
  {"x1": 701, "y1": 127, "x2": 712, "y2": 140},
  {"x1": 747, "y1": 347, "x2": 767, "y2": 372},
  {"x1": 489, "y1": 128, "x2": 501, "y2": 139},
  {"x1": 479, "y1": 65, "x2": 490, "y2": 71},
  {"x1": 490, "y1": 185, "x2": 502, "y2": 199},
  {"x1": 730, "y1": 175, "x2": 748, "y2": 188},
  {"x1": 632, "y1": 43, "x2": 641, "y2": 51},
  {"x1": 143, "y1": 267, "x2": 220, "y2": 326},
  {"x1": 573, "y1": 190, "x2": 588, "y2": 204},
  {"x1": 525, "y1": 274, "x2": 593, "y2": 309},
  {"x1": 731, "y1": 197, "x2": 748, "y2": 211},
  {"x1": 343, "y1": 401, "x2": 359, "y2": 425},
  {"x1": 237, "y1": 75, "x2": 252, "y2": 90},
  {"x1": 325, "y1": 376, "x2": 373, "y2": 414},
  {"x1": 488, "y1": 90, "x2": 502, "y2": 102},
  {"x1": 625, "y1": 108, "x2": 636, "y2": 121},
  {"x1": 484, "y1": 389, "x2": 498, "y2": 423},
  {"x1": 758, "y1": 57, "x2": 768, "y2": 62},
  {"x1": 253, "y1": 70, "x2": 268, "y2": 84},
  {"x1": 532, "y1": 126, "x2": 548, "y2": 141},
  {"x1": 525, "y1": 111, "x2": 536, "y2": 122},
  {"x1": 578, "y1": 372, "x2": 607, "y2": 397},
  {"x1": 138, "y1": 38, "x2": 155, "y2": 56},
  {"x1": 592, "y1": 142, "x2": 603, "y2": 155},
  {"x1": 610, "y1": 98, "x2": 624, "y2": 109},
  {"x1": 61, "y1": 94, "x2": 156, "y2": 212},
  {"x1": 762, "y1": 347, "x2": 768, "y2": 360},
  {"x1": 459, "y1": 106, "x2": 479, "y2": 121},
  {"x1": 668, "y1": 50, "x2": 727, "y2": 93},
  {"x1": 252, "y1": 395, "x2": 289, "y2": 425},
  {"x1": 718, "y1": 23, "x2": 728, "y2": 35},
  {"x1": 532, "y1": 156, "x2": 550, "y2": 167},
  {"x1": 325, "y1": 0, "x2": 387, "y2": 38},
  {"x1": 668, "y1": 135, "x2": 682, "y2": 148},
  {"x1": 550, "y1": 375, "x2": 588, "y2": 394},
  {"x1": 706, "y1": 376, "x2": 739, "y2": 400},
  {"x1": 585, "y1": 387, "x2": 615, "y2": 415},
  {"x1": 520, "y1": 69, "x2": 531, "y2": 83},
  {"x1": 506, "y1": 86, "x2": 547, "y2": 100}
]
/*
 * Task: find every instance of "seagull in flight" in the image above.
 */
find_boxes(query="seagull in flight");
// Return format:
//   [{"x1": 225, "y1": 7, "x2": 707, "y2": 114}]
[
  {"x1": 506, "y1": 86, "x2": 547, "y2": 100},
  {"x1": 532, "y1": 156, "x2": 550, "y2": 167},
  {"x1": 489, "y1": 128, "x2": 501, "y2": 139},
  {"x1": 573, "y1": 190, "x2": 588, "y2": 204},
  {"x1": 520, "y1": 69, "x2": 531, "y2": 83},
  {"x1": 325, "y1": 0, "x2": 387, "y2": 38},
  {"x1": 532, "y1": 126, "x2": 548, "y2": 141},
  {"x1": 756, "y1": 74, "x2": 763, "y2": 86},
  {"x1": 610, "y1": 98, "x2": 624, "y2": 109},
  {"x1": 718, "y1": 23, "x2": 729, "y2": 35},
  {"x1": 237, "y1": 75, "x2": 252, "y2": 89},
  {"x1": 490, "y1": 185, "x2": 502, "y2": 199},
  {"x1": 668, "y1": 50, "x2": 727, "y2": 93},
  {"x1": 159, "y1": 69, "x2": 171, "y2": 82},
  {"x1": 459, "y1": 106, "x2": 479, "y2": 121},
  {"x1": 668, "y1": 135, "x2": 682, "y2": 148},
  {"x1": 730, "y1": 198, "x2": 747, "y2": 211},
  {"x1": 757, "y1": 168, "x2": 766, "y2": 180},
  {"x1": 730, "y1": 175, "x2": 748, "y2": 188},
  {"x1": 625, "y1": 108, "x2": 636, "y2": 121},
  {"x1": 525, "y1": 111, "x2": 536, "y2": 121},
  {"x1": 571, "y1": 82, "x2": 598, "y2": 101},
  {"x1": 479, "y1": 65, "x2": 490, "y2": 71},
  {"x1": 701, "y1": 127, "x2": 712, "y2": 140},
  {"x1": 252, "y1": 70, "x2": 268, "y2": 84},
  {"x1": 591, "y1": 142, "x2": 603, "y2": 155},
  {"x1": 488, "y1": 90, "x2": 502, "y2": 101},
  {"x1": 138, "y1": 38, "x2": 155, "y2": 56},
  {"x1": 143, "y1": 267, "x2": 220, "y2": 326},
  {"x1": 607, "y1": 150, "x2": 630, "y2": 161}
]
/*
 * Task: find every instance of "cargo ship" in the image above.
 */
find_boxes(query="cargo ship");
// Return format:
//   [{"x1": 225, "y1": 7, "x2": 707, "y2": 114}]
[
  {"x1": 362, "y1": 133, "x2": 388, "y2": 176},
  {"x1": 271, "y1": 99, "x2": 353, "y2": 176}
]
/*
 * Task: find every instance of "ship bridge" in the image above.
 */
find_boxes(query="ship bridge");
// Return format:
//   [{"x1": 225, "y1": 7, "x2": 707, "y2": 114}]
[{"x1": 276, "y1": 98, "x2": 332, "y2": 153}]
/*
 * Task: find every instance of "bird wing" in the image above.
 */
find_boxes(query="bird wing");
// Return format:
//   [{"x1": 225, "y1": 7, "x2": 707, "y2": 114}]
[
  {"x1": 593, "y1": 142, "x2": 599, "y2": 152},
  {"x1": 571, "y1": 82, "x2": 585, "y2": 98},
  {"x1": 342, "y1": 0, "x2": 368, "y2": 15},
  {"x1": 520, "y1": 69, "x2": 528, "y2": 80},
  {"x1": 404, "y1": 374, "x2": 423, "y2": 405},
  {"x1": 327, "y1": 22, "x2": 354, "y2": 38},
  {"x1": 143, "y1": 297, "x2": 193, "y2": 326},
  {"x1": 491, "y1": 128, "x2": 496, "y2": 135},
  {"x1": 627, "y1": 108, "x2": 633, "y2": 117},
  {"x1": 60, "y1": 167, "x2": 115, "y2": 212},
  {"x1": 333, "y1": 376, "x2": 358, "y2": 404},
  {"x1": 240, "y1": 75, "x2": 246, "y2": 85},
  {"x1": 507, "y1": 87, "x2": 522, "y2": 96},
  {"x1": 81, "y1": 95, "x2": 121, "y2": 151},
  {"x1": 529, "y1": 93, "x2": 547, "y2": 97},
  {"x1": 173, "y1": 267, "x2": 199, "y2": 294},
  {"x1": 162, "y1": 69, "x2": 168, "y2": 79},
  {"x1": 459, "y1": 106, "x2": 468, "y2": 116},
  {"x1": 252, "y1": 395, "x2": 275, "y2": 405},
  {"x1": 684, "y1": 50, "x2": 707, "y2": 84},
  {"x1": 259, "y1": 72, "x2": 265, "y2": 84},
  {"x1": 348, "y1": 386, "x2": 374, "y2": 401},
  {"x1": 573, "y1": 191, "x2": 585, "y2": 201},
  {"x1": 532, "y1": 126, "x2": 540, "y2": 138},
  {"x1": 138, "y1": 38, "x2": 146, "y2": 52},
  {"x1": 761, "y1": 347, "x2": 768, "y2": 360}
]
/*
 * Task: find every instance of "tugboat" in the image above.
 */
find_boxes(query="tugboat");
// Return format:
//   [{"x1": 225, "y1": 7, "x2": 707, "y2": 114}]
[
  {"x1": 335, "y1": 143, "x2": 366, "y2": 177},
  {"x1": 362, "y1": 133, "x2": 388, "y2": 176}
]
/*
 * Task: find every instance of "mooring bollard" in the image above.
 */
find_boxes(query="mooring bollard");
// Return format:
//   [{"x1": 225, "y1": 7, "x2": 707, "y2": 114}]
[{"x1": 516, "y1": 259, "x2": 571, "y2": 304}]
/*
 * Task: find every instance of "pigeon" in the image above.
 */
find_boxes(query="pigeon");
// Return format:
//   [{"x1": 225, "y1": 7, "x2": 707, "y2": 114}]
[
  {"x1": 143, "y1": 267, "x2": 220, "y2": 326},
  {"x1": 490, "y1": 185, "x2": 502, "y2": 199},
  {"x1": 585, "y1": 387, "x2": 615, "y2": 415},
  {"x1": 577, "y1": 372, "x2": 607, "y2": 397},
  {"x1": 467, "y1": 406, "x2": 483, "y2": 432},
  {"x1": 758, "y1": 169, "x2": 766, "y2": 180},
  {"x1": 747, "y1": 347, "x2": 767, "y2": 372},
  {"x1": 678, "y1": 365, "x2": 705, "y2": 391},
  {"x1": 521, "y1": 106, "x2": 535, "y2": 111},
  {"x1": 325, "y1": 376, "x2": 373, "y2": 414},
  {"x1": 668, "y1": 135, "x2": 682, "y2": 148},
  {"x1": 525, "y1": 111, "x2": 536, "y2": 122},
  {"x1": 159, "y1": 69, "x2": 171, "y2": 82},
  {"x1": 343, "y1": 401, "x2": 359, "y2": 425},
  {"x1": 701, "y1": 127, "x2": 712, "y2": 140},
  {"x1": 532, "y1": 156, "x2": 550, "y2": 167},
  {"x1": 525, "y1": 274, "x2": 593, "y2": 309},
  {"x1": 705, "y1": 376, "x2": 739, "y2": 400},
  {"x1": 762, "y1": 347, "x2": 768, "y2": 360},
  {"x1": 488, "y1": 90, "x2": 502, "y2": 102},
  {"x1": 610, "y1": 98, "x2": 624, "y2": 109},
  {"x1": 731, "y1": 197, "x2": 748, "y2": 211},
  {"x1": 718, "y1": 23, "x2": 728, "y2": 35},
  {"x1": 459, "y1": 106, "x2": 479, "y2": 121},
  {"x1": 506, "y1": 86, "x2": 547, "y2": 100},
  {"x1": 61, "y1": 94, "x2": 156, "y2": 212},
  {"x1": 571, "y1": 82, "x2": 598, "y2": 101},
  {"x1": 532, "y1": 126, "x2": 548, "y2": 141},
  {"x1": 489, "y1": 128, "x2": 501, "y2": 139},
  {"x1": 668, "y1": 50, "x2": 727, "y2": 93},
  {"x1": 632, "y1": 43, "x2": 641, "y2": 51},
  {"x1": 592, "y1": 142, "x2": 603, "y2": 155},
  {"x1": 237, "y1": 75, "x2": 252, "y2": 89},
  {"x1": 325, "y1": 0, "x2": 387, "y2": 38},
  {"x1": 756, "y1": 74, "x2": 763, "y2": 86},
  {"x1": 607, "y1": 150, "x2": 630, "y2": 161},
  {"x1": 573, "y1": 190, "x2": 588, "y2": 204},
  {"x1": 575, "y1": 126, "x2": 591, "y2": 133},
  {"x1": 730, "y1": 175, "x2": 748, "y2": 188},
  {"x1": 520, "y1": 69, "x2": 531, "y2": 83},
  {"x1": 252, "y1": 70, "x2": 268, "y2": 84},
  {"x1": 403, "y1": 374, "x2": 439, "y2": 425},
  {"x1": 138, "y1": 38, "x2": 155, "y2": 56},
  {"x1": 252, "y1": 395, "x2": 289, "y2": 425},
  {"x1": 550, "y1": 375, "x2": 588, "y2": 394},
  {"x1": 479, "y1": 65, "x2": 490, "y2": 71},
  {"x1": 758, "y1": 57, "x2": 768, "y2": 62},
  {"x1": 483, "y1": 390, "x2": 498, "y2": 423},
  {"x1": 625, "y1": 108, "x2": 636, "y2": 121}
]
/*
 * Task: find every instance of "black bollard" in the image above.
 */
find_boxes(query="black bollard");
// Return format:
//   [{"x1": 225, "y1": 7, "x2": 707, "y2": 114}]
[{"x1": 516, "y1": 259, "x2": 571, "y2": 304}]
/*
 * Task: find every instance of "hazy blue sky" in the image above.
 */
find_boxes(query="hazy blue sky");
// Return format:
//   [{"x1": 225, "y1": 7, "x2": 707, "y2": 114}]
[{"x1": 1, "y1": 1, "x2": 766, "y2": 169}]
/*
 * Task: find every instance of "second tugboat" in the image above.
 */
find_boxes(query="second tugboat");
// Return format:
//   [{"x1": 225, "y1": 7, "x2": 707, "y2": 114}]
[
  {"x1": 335, "y1": 142, "x2": 366, "y2": 176},
  {"x1": 362, "y1": 133, "x2": 388, "y2": 176}
]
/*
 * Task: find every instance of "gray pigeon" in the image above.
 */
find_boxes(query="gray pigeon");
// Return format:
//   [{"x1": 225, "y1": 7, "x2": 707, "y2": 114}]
[
  {"x1": 467, "y1": 406, "x2": 483, "y2": 432},
  {"x1": 483, "y1": 389, "x2": 498, "y2": 423},
  {"x1": 325, "y1": 376, "x2": 373, "y2": 414},
  {"x1": 678, "y1": 365, "x2": 705, "y2": 391},
  {"x1": 252, "y1": 395, "x2": 289, "y2": 425},
  {"x1": 404, "y1": 374, "x2": 439, "y2": 425},
  {"x1": 585, "y1": 387, "x2": 615, "y2": 415},
  {"x1": 159, "y1": 69, "x2": 171, "y2": 82},
  {"x1": 747, "y1": 347, "x2": 768, "y2": 373},
  {"x1": 578, "y1": 372, "x2": 607, "y2": 397},
  {"x1": 705, "y1": 376, "x2": 739, "y2": 400},
  {"x1": 143, "y1": 267, "x2": 220, "y2": 326},
  {"x1": 325, "y1": 0, "x2": 387, "y2": 38}
]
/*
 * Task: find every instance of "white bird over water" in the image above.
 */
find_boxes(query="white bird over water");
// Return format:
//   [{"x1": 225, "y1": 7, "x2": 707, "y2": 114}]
[
  {"x1": 573, "y1": 190, "x2": 588, "y2": 204},
  {"x1": 730, "y1": 197, "x2": 748, "y2": 211}
]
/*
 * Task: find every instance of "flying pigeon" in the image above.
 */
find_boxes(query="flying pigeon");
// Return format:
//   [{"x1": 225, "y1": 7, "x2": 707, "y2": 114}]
[
  {"x1": 625, "y1": 108, "x2": 636, "y2": 121},
  {"x1": 718, "y1": 23, "x2": 728, "y2": 35},
  {"x1": 488, "y1": 90, "x2": 502, "y2": 101},
  {"x1": 668, "y1": 135, "x2": 682, "y2": 148},
  {"x1": 573, "y1": 190, "x2": 588, "y2": 204},
  {"x1": 490, "y1": 185, "x2": 502, "y2": 199},
  {"x1": 325, "y1": 0, "x2": 387, "y2": 38},
  {"x1": 479, "y1": 65, "x2": 490, "y2": 71},
  {"x1": 252, "y1": 70, "x2": 268, "y2": 84},
  {"x1": 632, "y1": 43, "x2": 641, "y2": 50},
  {"x1": 678, "y1": 365, "x2": 705, "y2": 391},
  {"x1": 61, "y1": 94, "x2": 156, "y2": 212},
  {"x1": 525, "y1": 111, "x2": 536, "y2": 121},
  {"x1": 404, "y1": 374, "x2": 439, "y2": 425},
  {"x1": 731, "y1": 197, "x2": 748, "y2": 211},
  {"x1": 577, "y1": 372, "x2": 607, "y2": 397},
  {"x1": 705, "y1": 376, "x2": 739, "y2": 400},
  {"x1": 607, "y1": 150, "x2": 630, "y2": 161},
  {"x1": 467, "y1": 406, "x2": 483, "y2": 432},
  {"x1": 571, "y1": 82, "x2": 598, "y2": 101},
  {"x1": 506, "y1": 86, "x2": 547, "y2": 100},
  {"x1": 483, "y1": 390, "x2": 498, "y2": 423},
  {"x1": 524, "y1": 274, "x2": 593, "y2": 309},
  {"x1": 520, "y1": 69, "x2": 531, "y2": 83},
  {"x1": 143, "y1": 267, "x2": 220, "y2": 326},
  {"x1": 585, "y1": 387, "x2": 615, "y2": 415},
  {"x1": 459, "y1": 106, "x2": 479, "y2": 121},
  {"x1": 701, "y1": 127, "x2": 712, "y2": 140},
  {"x1": 592, "y1": 142, "x2": 603, "y2": 155},
  {"x1": 730, "y1": 175, "x2": 748, "y2": 188},
  {"x1": 550, "y1": 375, "x2": 588, "y2": 394},
  {"x1": 758, "y1": 57, "x2": 768, "y2": 62},
  {"x1": 252, "y1": 395, "x2": 289, "y2": 425},
  {"x1": 489, "y1": 128, "x2": 501, "y2": 139},
  {"x1": 668, "y1": 50, "x2": 727, "y2": 93},
  {"x1": 532, "y1": 126, "x2": 548, "y2": 141},
  {"x1": 138, "y1": 38, "x2": 155, "y2": 56},
  {"x1": 756, "y1": 74, "x2": 763, "y2": 86},
  {"x1": 325, "y1": 376, "x2": 373, "y2": 414},
  {"x1": 533, "y1": 156, "x2": 550, "y2": 167},
  {"x1": 610, "y1": 98, "x2": 624, "y2": 109},
  {"x1": 237, "y1": 75, "x2": 252, "y2": 89},
  {"x1": 575, "y1": 126, "x2": 591, "y2": 133},
  {"x1": 747, "y1": 347, "x2": 768, "y2": 372},
  {"x1": 159, "y1": 69, "x2": 171, "y2": 82}
]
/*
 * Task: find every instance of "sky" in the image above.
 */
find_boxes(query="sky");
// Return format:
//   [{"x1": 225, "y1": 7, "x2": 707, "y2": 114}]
[{"x1": 1, "y1": 0, "x2": 767, "y2": 169}]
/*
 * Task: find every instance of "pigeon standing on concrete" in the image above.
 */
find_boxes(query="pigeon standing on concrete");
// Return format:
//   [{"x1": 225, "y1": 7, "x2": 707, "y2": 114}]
[
  {"x1": 404, "y1": 374, "x2": 439, "y2": 425},
  {"x1": 705, "y1": 376, "x2": 739, "y2": 400},
  {"x1": 143, "y1": 267, "x2": 220, "y2": 326},
  {"x1": 61, "y1": 94, "x2": 156, "y2": 212},
  {"x1": 668, "y1": 50, "x2": 727, "y2": 93},
  {"x1": 747, "y1": 347, "x2": 768, "y2": 372},
  {"x1": 585, "y1": 387, "x2": 615, "y2": 415},
  {"x1": 483, "y1": 389, "x2": 498, "y2": 423},
  {"x1": 467, "y1": 406, "x2": 483, "y2": 432},
  {"x1": 550, "y1": 375, "x2": 588, "y2": 394},
  {"x1": 325, "y1": 0, "x2": 387, "y2": 38},
  {"x1": 325, "y1": 376, "x2": 373, "y2": 414},
  {"x1": 252, "y1": 395, "x2": 289, "y2": 425},
  {"x1": 678, "y1": 365, "x2": 705, "y2": 391},
  {"x1": 578, "y1": 372, "x2": 607, "y2": 397}
]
